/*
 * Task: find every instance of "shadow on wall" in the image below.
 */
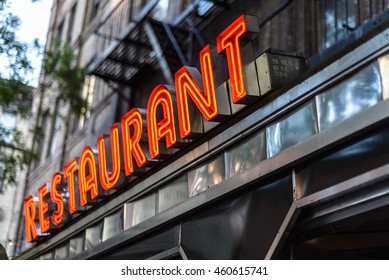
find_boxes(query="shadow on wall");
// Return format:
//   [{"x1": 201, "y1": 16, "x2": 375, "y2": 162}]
[
  {"x1": 0, "y1": 207, "x2": 4, "y2": 222},
  {"x1": 0, "y1": 206, "x2": 8, "y2": 260},
  {"x1": 0, "y1": 243, "x2": 8, "y2": 260}
]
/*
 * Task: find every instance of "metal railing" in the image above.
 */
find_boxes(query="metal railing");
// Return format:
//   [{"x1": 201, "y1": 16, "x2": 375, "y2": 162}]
[
  {"x1": 89, "y1": 0, "x2": 389, "y2": 77},
  {"x1": 92, "y1": 0, "x2": 150, "y2": 57}
]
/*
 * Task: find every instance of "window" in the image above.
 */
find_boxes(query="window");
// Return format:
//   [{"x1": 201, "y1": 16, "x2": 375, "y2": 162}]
[
  {"x1": 80, "y1": 75, "x2": 95, "y2": 127},
  {"x1": 66, "y1": 4, "x2": 77, "y2": 44},
  {"x1": 89, "y1": 0, "x2": 101, "y2": 23},
  {"x1": 322, "y1": 0, "x2": 387, "y2": 49},
  {"x1": 57, "y1": 20, "x2": 64, "y2": 42},
  {"x1": 71, "y1": 75, "x2": 95, "y2": 133},
  {"x1": 46, "y1": 99, "x2": 61, "y2": 158},
  {"x1": 32, "y1": 110, "x2": 49, "y2": 169}
]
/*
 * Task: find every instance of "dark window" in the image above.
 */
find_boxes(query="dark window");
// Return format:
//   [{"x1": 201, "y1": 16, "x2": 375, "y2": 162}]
[
  {"x1": 46, "y1": 99, "x2": 60, "y2": 158},
  {"x1": 32, "y1": 109, "x2": 50, "y2": 170},
  {"x1": 57, "y1": 20, "x2": 64, "y2": 42},
  {"x1": 89, "y1": 0, "x2": 101, "y2": 23},
  {"x1": 66, "y1": 4, "x2": 77, "y2": 43}
]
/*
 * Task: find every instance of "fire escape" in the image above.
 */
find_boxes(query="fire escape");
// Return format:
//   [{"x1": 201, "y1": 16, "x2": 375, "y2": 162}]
[{"x1": 87, "y1": 0, "x2": 230, "y2": 87}]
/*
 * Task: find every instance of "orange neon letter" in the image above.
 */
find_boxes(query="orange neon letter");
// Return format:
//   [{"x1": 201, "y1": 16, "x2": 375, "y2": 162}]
[
  {"x1": 24, "y1": 196, "x2": 38, "y2": 243},
  {"x1": 175, "y1": 45, "x2": 217, "y2": 138},
  {"x1": 38, "y1": 184, "x2": 50, "y2": 233},
  {"x1": 63, "y1": 158, "x2": 78, "y2": 214},
  {"x1": 216, "y1": 15, "x2": 247, "y2": 103},
  {"x1": 98, "y1": 124, "x2": 121, "y2": 190},
  {"x1": 147, "y1": 85, "x2": 177, "y2": 159},
  {"x1": 79, "y1": 146, "x2": 99, "y2": 206},
  {"x1": 121, "y1": 108, "x2": 147, "y2": 176},
  {"x1": 50, "y1": 172, "x2": 64, "y2": 226}
]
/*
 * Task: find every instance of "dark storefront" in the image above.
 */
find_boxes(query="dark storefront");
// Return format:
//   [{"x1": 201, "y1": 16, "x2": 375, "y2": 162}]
[{"x1": 16, "y1": 0, "x2": 389, "y2": 260}]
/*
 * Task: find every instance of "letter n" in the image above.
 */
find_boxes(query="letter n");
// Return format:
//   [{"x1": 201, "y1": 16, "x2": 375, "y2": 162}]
[
  {"x1": 147, "y1": 85, "x2": 176, "y2": 159},
  {"x1": 176, "y1": 45, "x2": 218, "y2": 139}
]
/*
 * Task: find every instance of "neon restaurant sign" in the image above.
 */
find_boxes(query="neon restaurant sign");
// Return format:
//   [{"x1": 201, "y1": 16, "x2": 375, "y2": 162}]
[{"x1": 24, "y1": 14, "x2": 305, "y2": 243}]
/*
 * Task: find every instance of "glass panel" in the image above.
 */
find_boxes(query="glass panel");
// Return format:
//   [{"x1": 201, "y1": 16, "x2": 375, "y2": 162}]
[
  {"x1": 323, "y1": 0, "x2": 359, "y2": 48},
  {"x1": 346, "y1": 0, "x2": 358, "y2": 30},
  {"x1": 225, "y1": 131, "x2": 266, "y2": 178},
  {"x1": 54, "y1": 242, "x2": 69, "y2": 260},
  {"x1": 103, "y1": 210, "x2": 123, "y2": 241},
  {"x1": 85, "y1": 222, "x2": 103, "y2": 250},
  {"x1": 359, "y1": 0, "x2": 372, "y2": 24},
  {"x1": 158, "y1": 175, "x2": 188, "y2": 213},
  {"x1": 323, "y1": 0, "x2": 336, "y2": 48},
  {"x1": 123, "y1": 203, "x2": 134, "y2": 231},
  {"x1": 124, "y1": 193, "x2": 156, "y2": 229},
  {"x1": 188, "y1": 154, "x2": 226, "y2": 197},
  {"x1": 266, "y1": 100, "x2": 318, "y2": 158},
  {"x1": 316, "y1": 61, "x2": 383, "y2": 132},
  {"x1": 69, "y1": 233, "x2": 85, "y2": 258},
  {"x1": 378, "y1": 53, "x2": 389, "y2": 100},
  {"x1": 335, "y1": 0, "x2": 348, "y2": 40}
]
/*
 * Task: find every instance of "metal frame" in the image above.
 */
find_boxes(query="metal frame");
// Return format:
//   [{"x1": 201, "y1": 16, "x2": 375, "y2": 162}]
[
  {"x1": 297, "y1": 163, "x2": 389, "y2": 209},
  {"x1": 305, "y1": 180, "x2": 389, "y2": 221},
  {"x1": 292, "y1": 179, "x2": 389, "y2": 235},
  {"x1": 143, "y1": 20, "x2": 174, "y2": 84},
  {"x1": 161, "y1": 21, "x2": 189, "y2": 66},
  {"x1": 178, "y1": 246, "x2": 189, "y2": 260},
  {"x1": 88, "y1": 0, "x2": 227, "y2": 85},
  {"x1": 18, "y1": 26, "x2": 389, "y2": 260},
  {"x1": 147, "y1": 246, "x2": 179, "y2": 260},
  {"x1": 265, "y1": 202, "x2": 300, "y2": 260},
  {"x1": 87, "y1": 0, "x2": 159, "y2": 78},
  {"x1": 27, "y1": 98, "x2": 389, "y2": 260},
  {"x1": 87, "y1": 0, "x2": 389, "y2": 84},
  {"x1": 146, "y1": 245, "x2": 189, "y2": 260}
]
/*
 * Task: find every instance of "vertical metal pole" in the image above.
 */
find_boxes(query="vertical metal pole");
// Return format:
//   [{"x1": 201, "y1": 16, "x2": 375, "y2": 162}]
[
  {"x1": 185, "y1": 17, "x2": 206, "y2": 48},
  {"x1": 143, "y1": 21, "x2": 174, "y2": 85},
  {"x1": 187, "y1": 27, "x2": 193, "y2": 65},
  {"x1": 284, "y1": 8, "x2": 288, "y2": 49},
  {"x1": 161, "y1": 21, "x2": 189, "y2": 66},
  {"x1": 334, "y1": 0, "x2": 338, "y2": 42},
  {"x1": 129, "y1": 0, "x2": 134, "y2": 22},
  {"x1": 313, "y1": 1, "x2": 317, "y2": 53},
  {"x1": 302, "y1": 0, "x2": 306, "y2": 55},
  {"x1": 346, "y1": 0, "x2": 349, "y2": 31},
  {"x1": 277, "y1": 12, "x2": 281, "y2": 48},
  {"x1": 323, "y1": 0, "x2": 327, "y2": 47}
]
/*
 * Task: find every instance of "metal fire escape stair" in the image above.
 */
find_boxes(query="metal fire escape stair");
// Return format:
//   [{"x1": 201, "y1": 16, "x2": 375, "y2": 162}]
[{"x1": 86, "y1": 0, "x2": 229, "y2": 86}]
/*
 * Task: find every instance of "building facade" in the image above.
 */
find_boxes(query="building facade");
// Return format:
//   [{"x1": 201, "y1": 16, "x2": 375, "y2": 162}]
[
  {"x1": 8, "y1": 0, "x2": 389, "y2": 259},
  {"x1": 0, "y1": 82, "x2": 33, "y2": 257}
]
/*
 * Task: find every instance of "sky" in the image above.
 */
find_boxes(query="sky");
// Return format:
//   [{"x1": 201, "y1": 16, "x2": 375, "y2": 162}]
[{"x1": 5, "y1": 0, "x2": 53, "y2": 87}]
